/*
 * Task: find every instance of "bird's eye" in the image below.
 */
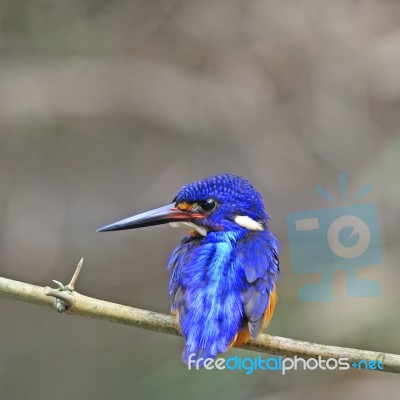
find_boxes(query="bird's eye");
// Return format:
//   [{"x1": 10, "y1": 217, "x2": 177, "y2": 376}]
[{"x1": 199, "y1": 198, "x2": 217, "y2": 212}]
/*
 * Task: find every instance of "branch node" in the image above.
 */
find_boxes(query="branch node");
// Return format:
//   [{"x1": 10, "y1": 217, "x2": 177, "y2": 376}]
[
  {"x1": 44, "y1": 258, "x2": 84, "y2": 313},
  {"x1": 44, "y1": 287, "x2": 74, "y2": 312}
]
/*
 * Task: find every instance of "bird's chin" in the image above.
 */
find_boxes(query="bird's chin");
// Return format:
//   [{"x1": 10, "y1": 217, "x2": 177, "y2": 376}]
[{"x1": 169, "y1": 221, "x2": 208, "y2": 237}]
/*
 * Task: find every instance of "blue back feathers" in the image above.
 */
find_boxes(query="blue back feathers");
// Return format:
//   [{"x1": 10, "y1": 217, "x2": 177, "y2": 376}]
[{"x1": 167, "y1": 174, "x2": 280, "y2": 364}]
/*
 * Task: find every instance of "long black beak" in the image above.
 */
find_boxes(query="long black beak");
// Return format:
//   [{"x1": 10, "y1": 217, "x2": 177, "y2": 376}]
[{"x1": 97, "y1": 203, "x2": 203, "y2": 232}]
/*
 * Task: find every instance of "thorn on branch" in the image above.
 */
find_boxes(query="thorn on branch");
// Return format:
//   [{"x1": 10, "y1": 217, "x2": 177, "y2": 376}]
[{"x1": 44, "y1": 258, "x2": 84, "y2": 313}]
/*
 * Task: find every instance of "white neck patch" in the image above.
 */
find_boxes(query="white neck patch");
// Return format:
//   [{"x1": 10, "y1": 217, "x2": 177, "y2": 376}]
[
  {"x1": 169, "y1": 221, "x2": 208, "y2": 237},
  {"x1": 234, "y1": 215, "x2": 264, "y2": 231}
]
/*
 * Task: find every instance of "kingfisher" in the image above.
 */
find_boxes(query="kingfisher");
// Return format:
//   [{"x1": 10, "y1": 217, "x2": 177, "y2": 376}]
[{"x1": 98, "y1": 174, "x2": 280, "y2": 364}]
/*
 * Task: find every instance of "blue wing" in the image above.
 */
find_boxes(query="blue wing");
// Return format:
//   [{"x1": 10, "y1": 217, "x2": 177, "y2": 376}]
[
  {"x1": 167, "y1": 235, "x2": 199, "y2": 326},
  {"x1": 237, "y1": 230, "x2": 280, "y2": 338}
]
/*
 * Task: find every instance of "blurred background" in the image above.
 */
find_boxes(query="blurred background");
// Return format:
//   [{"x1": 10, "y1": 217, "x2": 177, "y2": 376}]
[{"x1": 1, "y1": 1, "x2": 399, "y2": 399}]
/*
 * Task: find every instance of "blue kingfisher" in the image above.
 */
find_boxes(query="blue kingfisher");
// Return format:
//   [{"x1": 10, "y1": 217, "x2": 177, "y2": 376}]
[{"x1": 98, "y1": 174, "x2": 280, "y2": 364}]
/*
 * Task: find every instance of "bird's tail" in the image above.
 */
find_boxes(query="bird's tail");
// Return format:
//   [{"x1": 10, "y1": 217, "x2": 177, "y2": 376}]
[{"x1": 183, "y1": 342, "x2": 229, "y2": 367}]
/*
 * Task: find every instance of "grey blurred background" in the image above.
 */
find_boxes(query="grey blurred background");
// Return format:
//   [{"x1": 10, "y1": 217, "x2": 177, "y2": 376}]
[{"x1": 1, "y1": 1, "x2": 399, "y2": 399}]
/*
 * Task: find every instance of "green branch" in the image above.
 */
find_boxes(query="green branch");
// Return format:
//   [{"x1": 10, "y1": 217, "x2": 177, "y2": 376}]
[{"x1": 0, "y1": 260, "x2": 399, "y2": 374}]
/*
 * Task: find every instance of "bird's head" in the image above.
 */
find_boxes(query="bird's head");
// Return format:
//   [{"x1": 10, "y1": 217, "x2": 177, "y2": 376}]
[{"x1": 97, "y1": 174, "x2": 269, "y2": 236}]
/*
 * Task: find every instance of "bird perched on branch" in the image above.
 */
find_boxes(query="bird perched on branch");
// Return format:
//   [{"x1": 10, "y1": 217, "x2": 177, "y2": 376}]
[{"x1": 98, "y1": 174, "x2": 280, "y2": 365}]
